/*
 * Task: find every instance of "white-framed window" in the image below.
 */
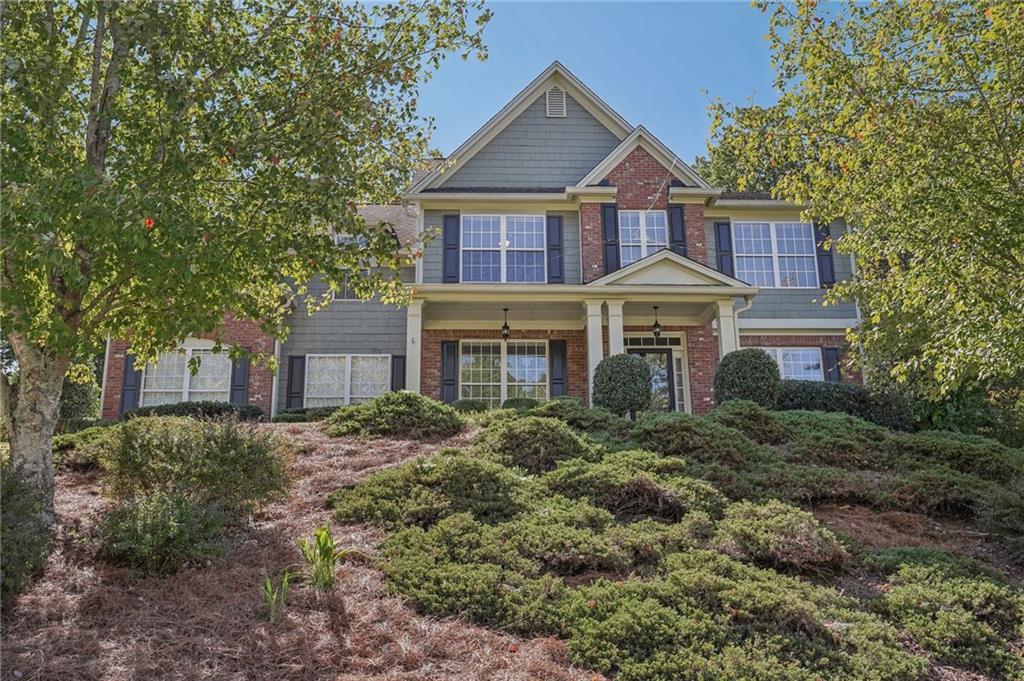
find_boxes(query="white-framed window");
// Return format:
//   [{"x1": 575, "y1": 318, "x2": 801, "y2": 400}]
[
  {"x1": 619, "y1": 210, "x2": 668, "y2": 266},
  {"x1": 460, "y1": 215, "x2": 546, "y2": 283},
  {"x1": 758, "y1": 347, "x2": 824, "y2": 381},
  {"x1": 304, "y1": 354, "x2": 390, "y2": 407},
  {"x1": 459, "y1": 340, "x2": 548, "y2": 408},
  {"x1": 733, "y1": 221, "x2": 819, "y2": 288},
  {"x1": 140, "y1": 340, "x2": 232, "y2": 406}
]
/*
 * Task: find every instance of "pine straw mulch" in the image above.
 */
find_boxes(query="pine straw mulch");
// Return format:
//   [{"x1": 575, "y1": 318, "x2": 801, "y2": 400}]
[{"x1": 1, "y1": 423, "x2": 602, "y2": 681}]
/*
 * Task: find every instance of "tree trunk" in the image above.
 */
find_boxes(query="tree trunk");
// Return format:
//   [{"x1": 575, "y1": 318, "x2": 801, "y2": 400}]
[{"x1": 2, "y1": 332, "x2": 69, "y2": 528}]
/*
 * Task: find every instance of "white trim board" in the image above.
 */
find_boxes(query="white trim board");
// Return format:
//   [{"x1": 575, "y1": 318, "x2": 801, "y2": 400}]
[{"x1": 738, "y1": 318, "x2": 859, "y2": 331}]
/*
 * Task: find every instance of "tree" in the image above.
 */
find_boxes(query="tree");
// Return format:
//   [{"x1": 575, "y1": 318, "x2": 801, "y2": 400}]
[
  {"x1": 711, "y1": 0, "x2": 1024, "y2": 402},
  {"x1": 692, "y1": 105, "x2": 786, "y2": 193},
  {"x1": 1, "y1": 0, "x2": 490, "y2": 523}
]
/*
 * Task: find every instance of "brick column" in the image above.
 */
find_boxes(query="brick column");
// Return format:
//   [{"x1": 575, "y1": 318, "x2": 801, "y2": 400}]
[{"x1": 580, "y1": 202, "x2": 604, "y2": 283}]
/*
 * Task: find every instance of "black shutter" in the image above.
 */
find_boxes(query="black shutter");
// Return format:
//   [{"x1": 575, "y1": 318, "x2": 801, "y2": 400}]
[
  {"x1": 546, "y1": 215, "x2": 564, "y2": 283},
  {"x1": 390, "y1": 355, "x2": 406, "y2": 391},
  {"x1": 823, "y1": 347, "x2": 842, "y2": 382},
  {"x1": 229, "y1": 356, "x2": 249, "y2": 405},
  {"x1": 549, "y1": 340, "x2": 567, "y2": 398},
  {"x1": 441, "y1": 341, "x2": 458, "y2": 403},
  {"x1": 285, "y1": 355, "x2": 305, "y2": 409},
  {"x1": 601, "y1": 203, "x2": 620, "y2": 274},
  {"x1": 442, "y1": 214, "x2": 460, "y2": 283},
  {"x1": 815, "y1": 222, "x2": 836, "y2": 287},
  {"x1": 668, "y1": 205, "x2": 688, "y2": 257},
  {"x1": 119, "y1": 353, "x2": 142, "y2": 415},
  {"x1": 714, "y1": 222, "x2": 734, "y2": 277}
]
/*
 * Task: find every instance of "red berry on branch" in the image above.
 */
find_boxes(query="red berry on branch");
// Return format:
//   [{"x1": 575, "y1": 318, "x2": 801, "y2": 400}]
[{"x1": 144, "y1": 217, "x2": 155, "y2": 229}]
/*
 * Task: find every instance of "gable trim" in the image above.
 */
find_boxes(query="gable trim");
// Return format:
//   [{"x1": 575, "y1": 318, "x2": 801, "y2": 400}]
[
  {"x1": 587, "y1": 248, "x2": 752, "y2": 288},
  {"x1": 407, "y1": 62, "x2": 633, "y2": 194},
  {"x1": 576, "y1": 126, "x2": 711, "y2": 189}
]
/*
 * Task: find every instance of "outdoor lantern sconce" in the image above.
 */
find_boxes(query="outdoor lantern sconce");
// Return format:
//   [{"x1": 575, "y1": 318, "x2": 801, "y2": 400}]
[
  {"x1": 501, "y1": 307, "x2": 511, "y2": 340},
  {"x1": 652, "y1": 306, "x2": 662, "y2": 339}
]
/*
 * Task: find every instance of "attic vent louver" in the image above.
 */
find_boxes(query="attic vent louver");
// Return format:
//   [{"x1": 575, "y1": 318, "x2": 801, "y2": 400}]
[{"x1": 546, "y1": 86, "x2": 566, "y2": 118}]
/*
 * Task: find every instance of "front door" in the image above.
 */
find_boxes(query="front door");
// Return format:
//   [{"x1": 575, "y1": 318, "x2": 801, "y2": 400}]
[{"x1": 627, "y1": 349, "x2": 675, "y2": 412}]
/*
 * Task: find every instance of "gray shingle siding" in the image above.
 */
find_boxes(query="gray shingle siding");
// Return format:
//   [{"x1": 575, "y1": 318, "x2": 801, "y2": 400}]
[
  {"x1": 436, "y1": 93, "x2": 621, "y2": 189},
  {"x1": 704, "y1": 219, "x2": 860, "y2": 320},
  {"x1": 422, "y1": 209, "x2": 581, "y2": 284},
  {"x1": 277, "y1": 269, "x2": 412, "y2": 411}
]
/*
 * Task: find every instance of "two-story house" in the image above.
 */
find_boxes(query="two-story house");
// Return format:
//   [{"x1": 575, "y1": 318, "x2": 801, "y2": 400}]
[{"x1": 100, "y1": 62, "x2": 860, "y2": 420}]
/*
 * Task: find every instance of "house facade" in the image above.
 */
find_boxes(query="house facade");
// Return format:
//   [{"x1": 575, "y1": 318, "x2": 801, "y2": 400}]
[{"x1": 100, "y1": 62, "x2": 861, "y2": 420}]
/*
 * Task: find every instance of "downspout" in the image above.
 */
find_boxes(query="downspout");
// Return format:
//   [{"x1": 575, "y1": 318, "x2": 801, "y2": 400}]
[
  {"x1": 734, "y1": 295, "x2": 754, "y2": 350},
  {"x1": 269, "y1": 339, "x2": 281, "y2": 418},
  {"x1": 98, "y1": 335, "x2": 111, "y2": 418}
]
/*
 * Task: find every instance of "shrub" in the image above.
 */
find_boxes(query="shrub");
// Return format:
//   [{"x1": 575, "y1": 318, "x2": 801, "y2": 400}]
[
  {"x1": 885, "y1": 466, "x2": 991, "y2": 518},
  {"x1": 270, "y1": 412, "x2": 308, "y2": 423},
  {"x1": 270, "y1": 406, "x2": 335, "y2": 423},
  {"x1": 474, "y1": 416, "x2": 593, "y2": 473},
  {"x1": 774, "y1": 410, "x2": 893, "y2": 469},
  {"x1": 124, "y1": 400, "x2": 263, "y2": 421},
  {"x1": 776, "y1": 380, "x2": 913, "y2": 431},
  {"x1": 502, "y1": 397, "x2": 540, "y2": 411},
  {"x1": 878, "y1": 565, "x2": 1023, "y2": 677},
  {"x1": 52, "y1": 424, "x2": 114, "y2": 470},
  {"x1": 93, "y1": 416, "x2": 287, "y2": 515},
  {"x1": 541, "y1": 450, "x2": 726, "y2": 521},
  {"x1": 57, "y1": 371, "x2": 99, "y2": 434},
  {"x1": 592, "y1": 354, "x2": 651, "y2": 417},
  {"x1": 978, "y1": 480, "x2": 1024, "y2": 562},
  {"x1": 100, "y1": 491, "x2": 224, "y2": 574},
  {"x1": 705, "y1": 399, "x2": 790, "y2": 444},
  {"x1": 325, "y1": 391, "x2": 462, "y2": 439},
  {"x1": 713, "y1": 499, "x2": 848, "y2": 571},
  {"x1": 891, "y1": 429, "x2": 1024, "y2": 481},
  {"x1": 462, "y1": 407, "x2": 522, "y2": 428},
  {"x1": 333, "y1": 451, "x2": 531, "y2": 529},
  {"x1": 451, "y1": 398, "x2": 489, "y2": 413},
  {"x1": 1, "y1": 462, "x2": 52, "y2": 603},
  {"x1": 630, "y1": 412, "x2": 766, "y2": 466},
  {"x1": 713, "y1": 348, "x2": 780, "y2": 408},
  {"x1": 530, "y1": 397, "x2": 633, "y2": 441},
  {"x1": 865, "y1": 547, "x2": 991, "y2": 578}
]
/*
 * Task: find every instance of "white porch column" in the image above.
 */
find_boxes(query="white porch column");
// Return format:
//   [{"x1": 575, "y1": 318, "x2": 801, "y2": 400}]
[
  {"x1": 716, "y1": 300, "x2": 739, "y2": 357},
  {"x1": 584, "y1": 300, "x2": 604, "y2": 400},
  {"x1": 405, "y1": 299, "x2": 424, "y2": 392},
  {"x1": 606, "y1": 299, "x2": 625, "y2": 356}
]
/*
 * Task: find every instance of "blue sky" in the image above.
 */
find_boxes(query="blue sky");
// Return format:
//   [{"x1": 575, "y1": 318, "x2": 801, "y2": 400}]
[{"x1": 417, "y1": 1, "x2": 781, "y2": 163}]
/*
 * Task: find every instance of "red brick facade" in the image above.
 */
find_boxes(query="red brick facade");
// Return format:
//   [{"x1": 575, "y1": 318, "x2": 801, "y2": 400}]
[
  {"x1": 621, "y1": 324, "x2": 719, "y2": 415},
  {"x1": 420, "y1": 329, "x2": 589, "y2": 403},
  {"x1": 101, "y1": 315, "x2": 276, "y2": 420},
  {"x1": 739, "y1": 334, "x2": 863, "y2": 384},
  {"x1": 580, "y1": 146, "x2": 707, "y2": 282}
]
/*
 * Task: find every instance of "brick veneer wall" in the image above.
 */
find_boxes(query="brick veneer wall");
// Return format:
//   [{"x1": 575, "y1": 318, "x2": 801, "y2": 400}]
[
  {"x1": 101, "y1": 315, "x2": 276, "y2": 420},
  {"x1": 740, "y1": 334, "x2": 863, "y2": 384},
  {"x1": 580, "y1": 146, "x2": 707, "y2": 282},
  {"x1": 623, "y1": 324, "x2": 719, "y2": 415},
  {"x1": 420, "y1": 329, "x2": 588, "y2": 403}
]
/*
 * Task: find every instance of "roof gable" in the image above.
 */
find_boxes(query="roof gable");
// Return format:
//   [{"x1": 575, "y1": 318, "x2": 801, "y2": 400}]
[
  {"x1": 589, "y1": 249, "x2": 752, "y2": 288},
  {"x1": 408, "y1": 62, "x2": 632, "y2": 193},
  {"x1": 577, "y1": 126, "x2": 710, "y2": 189}
]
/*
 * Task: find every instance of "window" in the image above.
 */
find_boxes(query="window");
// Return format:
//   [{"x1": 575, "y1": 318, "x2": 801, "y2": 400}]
[
  {"x1": 733, "y1": 221, "x2": 818, "y2": 288},
  {"x1": 305, "y1": 354, "x2": 390, "y2": 407},
  {"x1": 758, "y1": 347, "x2": 824, "y2": 381},
  {"x1": 461, "y1": 215, "x2": 546, "y2": 283},
  {"x1": 619, "y1": 210, "x2": 667, "y2": 266},
  {"x1": 459, "y1": 341, "x2": 548, "y2": 408},
  {"x1": 140, "y1": 343, "x2": 232, "y2": 407}
]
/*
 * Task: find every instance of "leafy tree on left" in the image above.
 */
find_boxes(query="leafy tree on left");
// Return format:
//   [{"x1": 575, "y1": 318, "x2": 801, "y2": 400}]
[{"x1": 0, "y1": 0, "x2": 490, "y2": 525}]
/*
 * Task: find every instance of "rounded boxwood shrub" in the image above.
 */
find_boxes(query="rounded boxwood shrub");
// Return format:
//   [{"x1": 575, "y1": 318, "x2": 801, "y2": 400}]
[
  {"x1": 124, "y1": 400, "x2": 263, "y2": 421},
  {"x1": 705, "y1": 399, "x2": 790, "y2": 444},
  {"x1": 451, "y1": 398, "x2": 489, "y2": 413},
  {"x1": 712, "y1": 499, "x2": 848, "y2": 571},
  {"x1": 776, "y1": 380, "x2": 913, "y2": 431},
  {"x1": 1, "y1": 462, "x2": 52, "y2": 603},
  {"x1": 501, "y1": 397, "x2": 540, "y2": 411},
  {"x1": 100, "y1": 491, "x2": 225, "y2": 574},
  {"x1": 592, "y1": 354, "x2": 651, "y2": 417},
  {"x1": 325, "y1": 391, "x2": 462, "y2": 439},
  {"x1": 474, "y1": 416, "x2": 593, "y2": 473},
  {"x1": 713, "y1": 348, "x2": 780, "y2": 408},
  {"x1": 630, "y1": 412, "x2": 766, "y2": 466}
]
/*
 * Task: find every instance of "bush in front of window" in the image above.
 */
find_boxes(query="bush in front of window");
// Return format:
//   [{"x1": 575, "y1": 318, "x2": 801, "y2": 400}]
[
  {"x1": 1, "y1": 461, "x2": 53, "y2": 604},
  {"x1": 713, "y1": 348, "x2": 780, "y2": 408},
  {"x1": 123, "y1": 400, "x2": 264, "y2": 422},
  {"x1": 451, "y1": 398, "x2": 490, "y2": 414},
  {"x1": 91, "y1": 416, "x2": 288, "y2": 517},
  {"x1": 270, "y1": 406, "x2": 336, "y2": 423},
  {"x1": 474, "y1": 416, "x2": 595, "y2": 473},
  {"x1": 325, "y1": 391, "x2": 463, "y2": 439},
  {"x1": 501, "y1": 397, "x2": 540, "y2": 411},
  {"x1": 775, "y1": 380, "x2": 913, "y2": 431},
  {"x1": 591, "y1": 354, "x2": 652, "y2": 418}
]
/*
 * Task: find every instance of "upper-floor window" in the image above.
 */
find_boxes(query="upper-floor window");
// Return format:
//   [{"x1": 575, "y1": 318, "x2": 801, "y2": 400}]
[
  {"x1": 757, "y1": 347, "x2": 824, "y2": 381},
  {"x1": 733, "y1": 221, "x2": 818, "y2": 288},
  {"x1": 619, "y1": 210, "x2": 667, "y2": 267},
  {"x1": 140, "y1": 340, "x2": 231, "y2": 406},
  {"x1": 461, "y1": 215, "x2": 546, "y2": 283},
  {"x1": 333, "y1": 269, "x2": 371, "y2": 300}
]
